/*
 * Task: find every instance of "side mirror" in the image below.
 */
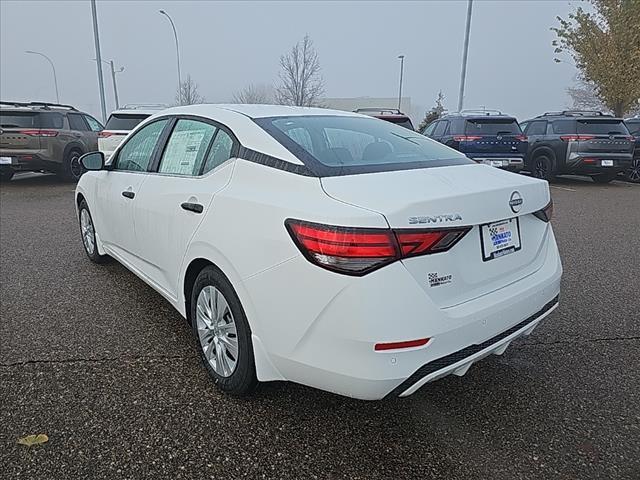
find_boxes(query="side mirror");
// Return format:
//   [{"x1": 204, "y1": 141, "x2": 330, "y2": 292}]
[{"x1": 80, "y1": 151, "x2": 105, "y2": 171}]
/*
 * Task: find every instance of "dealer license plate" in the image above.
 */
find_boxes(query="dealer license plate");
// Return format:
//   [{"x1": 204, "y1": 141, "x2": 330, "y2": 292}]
[{"x1": 480, "y1": 218, "x2": 521, "y2": 261}]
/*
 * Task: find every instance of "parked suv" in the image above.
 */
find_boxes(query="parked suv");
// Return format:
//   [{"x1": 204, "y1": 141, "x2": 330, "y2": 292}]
[
  {"x1": 520, "y1": 111, "x2": 634, "y2": 183},
  {"x1": 420, "y1": 110, "x2": 527, "y2": 172},
  {"x1": 623, "y1": 116, "x2": 639, "y2": 183},
  {"x1": 354, "y1": 108, "x2": 414, "y2": 130},
  {"x1": 99, "y1": 104, "x2": 168, "y2": 159},
  {"x1": 0, "y1": 101, "x2": 103, "y2": 181}
]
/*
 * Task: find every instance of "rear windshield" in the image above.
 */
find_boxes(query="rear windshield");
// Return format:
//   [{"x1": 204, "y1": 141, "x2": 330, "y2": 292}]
[
  {"x1": 0, "y1": 111, "x2": 63, "y2": 129},
  {"x1": 255, "y1": 115, "x2": 471, "y2": 177},
  {"x1": 577, "y1": 120, "x2": 629, "y2": 135},
  {"x1": 465, "y1": 118, "x2": 522, "y2": 135},
  {"x1": 105, "y1": 113, "x2": 151, "y2": 131}
]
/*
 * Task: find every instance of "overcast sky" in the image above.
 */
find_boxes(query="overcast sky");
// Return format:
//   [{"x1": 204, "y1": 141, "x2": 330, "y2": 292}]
[{"x1": 1, "y1": 0, "x2": 581, "y2": 122}]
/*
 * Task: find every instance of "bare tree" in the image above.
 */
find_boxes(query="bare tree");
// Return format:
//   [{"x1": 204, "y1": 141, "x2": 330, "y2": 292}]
[
  {"x1": 232, "y1": 83, "x2": 274, "y2": 104},
  {"x1": 567, "y1": 76, "x2": 607, "y2": 112},
  {"x1": 176, "y1": 74, "x2": 205, "y2": 105},
  {"x1": 276, "y1": 35, "x2": 325, "y2": 107}
]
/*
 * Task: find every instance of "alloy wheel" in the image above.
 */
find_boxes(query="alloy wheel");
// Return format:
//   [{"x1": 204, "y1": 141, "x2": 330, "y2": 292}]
[
  {"x1": 196, "y1": 286, "x2": 238, "y2": 377},
  {"x1": 628, "y1": 159, "x2": 640, "y2": 183},
  {"x1": 70, "y1": 154, "x2": 83, "y2": 179},
  {"x1": 80, "y1": 209, "x2": 95, "y2": 255},
  {"x1": 534, "y1": 158, "x2": 548, "y2": 179}
]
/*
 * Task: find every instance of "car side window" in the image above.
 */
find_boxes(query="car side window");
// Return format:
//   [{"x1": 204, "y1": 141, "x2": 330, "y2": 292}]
[
  {"x1": 422, "y1": 122, "x2": 436, "y2": 136},
  {"x1": 68, "y1": 113, "x2": 89, "y2": 131},
  {"x1": 551, "y1": 120, "x2": 574, "y2": 134},
  {"x1": 159, "y1": 119, "x2": 217, "y2": 176},
  {"x1": 433, "y1": 120, "x2": 448, "y2": 136},
  {"x1": 115, "y1": 119, "x2": 168, "y2": 172},
  {"x1": 83, "y1": 115, "x2": 103, "y2": 132},
  {"x1": 527, "y1": 121, "x2": 547, "y2": 136},
  {"x1": 202, "y1": 129, "x2": 234, "y2": 174}
]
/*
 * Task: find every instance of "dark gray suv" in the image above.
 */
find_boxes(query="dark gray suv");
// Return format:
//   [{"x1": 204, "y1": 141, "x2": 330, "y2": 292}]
[
  {"x1": 0, "y1": 101, "x2": 103, "y2": 181},
  {"x1": 520, "y1": 111, "x2": 634, "y2": 183}
]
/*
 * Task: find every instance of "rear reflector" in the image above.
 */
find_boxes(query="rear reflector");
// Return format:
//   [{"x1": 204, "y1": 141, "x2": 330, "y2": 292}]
[
  {"x1": 19, "y1": 129, "x2": 58, "y2": 137},
  {"x1": 286, "y1": 219, "x2": 471, "y2": 275},
  {"x1": 533, "y1": 199, "x2": 553, "y2": 222},
  {"x1": 375, "y1": 338, "x2": 430, "y2": 351},
  {"x1": 453, "y1": 135, "x2": 482, "y2": 142},
  {"x1": 582, "y1": 158, "x2": 597, "y2": 163},
  {"x1": 560, "y1": 135, "x2": 595, "y2": 142}
]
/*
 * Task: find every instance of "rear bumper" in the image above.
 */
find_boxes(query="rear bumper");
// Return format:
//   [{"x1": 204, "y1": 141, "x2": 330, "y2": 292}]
[
  {"x1": 469, "y1": 156, "x2": 524, "y2": 171},
  {"x1": 245, "y1": 225, "x2": 562, "y2": 400},
  {"x1": 388, "y1": 296, "x2": 557, "y2": 397},
  {"x1": 0, "y1": 151, "x2": 53, "y2": 172},
  {"x1": 568, "y1": 153, "x2": 632, "y2": 174}
]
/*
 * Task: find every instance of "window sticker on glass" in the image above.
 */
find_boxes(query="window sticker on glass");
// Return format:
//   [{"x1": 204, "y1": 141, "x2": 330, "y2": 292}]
[{"x1": 160, "y1": 120, "x2": 216, "y2": 176}]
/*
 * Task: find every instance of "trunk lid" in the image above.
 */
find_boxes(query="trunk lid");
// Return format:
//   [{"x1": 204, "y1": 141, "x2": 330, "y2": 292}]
[{"x1": 321, "y1": 164, "x2": 551, "y2": 308}]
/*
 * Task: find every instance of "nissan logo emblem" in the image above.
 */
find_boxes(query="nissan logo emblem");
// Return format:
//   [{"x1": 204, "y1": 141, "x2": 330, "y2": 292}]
[{"x1": 509, "y1": 191, "x2": 523, "y2": 213}]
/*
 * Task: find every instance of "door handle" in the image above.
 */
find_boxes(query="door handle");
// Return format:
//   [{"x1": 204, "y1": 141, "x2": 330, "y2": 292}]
[
  {"x1": 122, "y1": 191, "x2": 135, "y2": 199},
  {"x1": 181, "y1": 202, "x2": 203, "y2": 213}
]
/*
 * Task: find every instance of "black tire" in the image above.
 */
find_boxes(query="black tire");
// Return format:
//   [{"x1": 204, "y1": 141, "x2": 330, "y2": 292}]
[
  {"x1": 78, "y1": 200, "x2": 109, "y2": 263},
  {"x1": 591, "y1": 172, "x2": 618, "y2": 184},
  {"x1": 190, "y1": 266, "x2": 258, "y2": 396},
  {"x1": 59, "y1": 149, "x2": 85, "y2": 182},
  {"x1": 0, "y1": 170, "x2": 14, "y2": 182},
  {"x1": 531, "y1": 154, "x2": 556, "y2": 181},
  {"x1": 625, "y1": 158, "x2": 640, "y2": 184}
]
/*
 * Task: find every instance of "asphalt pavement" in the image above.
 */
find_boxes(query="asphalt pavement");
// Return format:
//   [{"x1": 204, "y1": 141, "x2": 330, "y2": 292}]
[{"x1": 1, "y1": 173, "x2": 639, "y2": 479}]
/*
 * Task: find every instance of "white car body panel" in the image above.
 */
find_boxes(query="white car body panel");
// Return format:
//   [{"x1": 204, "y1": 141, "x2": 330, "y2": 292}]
[{"x1": 76, "y1": 104, "x2": 562, "y2": 400}]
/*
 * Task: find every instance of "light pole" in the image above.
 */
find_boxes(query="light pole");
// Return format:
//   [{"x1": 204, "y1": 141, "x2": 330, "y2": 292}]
[
  {"x1": 94, "y1": 59, "x2": 125, "y2": 109},
  {"x1": 397, "y1": 55, "x2": 405, "y2": 112},
  {"x1": 25, "y1": 50, "x2": 59, "y2": 103},
  {"x1": 457, "y1": 0, "x2": 474, "y2": 112},
  {"x1": 90, "y1": 0, "x2": 107, "y2": 122},
  {"x1": 159, "y1": 10, "x2": 182, "y2": 104}
]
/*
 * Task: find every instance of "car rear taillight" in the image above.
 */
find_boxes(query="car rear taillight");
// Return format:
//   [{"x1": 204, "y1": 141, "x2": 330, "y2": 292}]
[
  {"x1": 453, "y1": 135, "x2": 482, "y2": 142},
  {"x1": 286, "y1": 219, "x2": 471, "y2": 275},
  {"x1": 19, "y1": 129, "x2": 58, "y2": 137},
  {"x1": 560, "y1": 135, "x2": 595, "y2": 142},
  {"x1": 515, "y1": 134, "x2": 528, "y2": 142},
  {"x1": 626, "y1": 135, "x2": 635, "y2": 142},
  {"x1": 533, "y1": 199, "x2": 553, "y2": 222},
  {"x1": 98, "y1": 131, "x2": 115, "y2": 138}
]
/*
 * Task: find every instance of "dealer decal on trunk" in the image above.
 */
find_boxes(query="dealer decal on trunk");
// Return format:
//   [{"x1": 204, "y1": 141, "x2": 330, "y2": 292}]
[{"x1": 429, "y1": 272, "x2": 452, "y2": 287}]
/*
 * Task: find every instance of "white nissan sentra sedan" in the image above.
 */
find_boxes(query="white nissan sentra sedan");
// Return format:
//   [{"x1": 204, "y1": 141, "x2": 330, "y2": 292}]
[{"x1": 75, "y1": 104, "x2": 562, "y2": 400}]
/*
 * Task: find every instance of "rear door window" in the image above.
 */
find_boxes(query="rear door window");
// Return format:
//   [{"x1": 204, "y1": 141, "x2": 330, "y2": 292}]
[
  {"x1": 159, "y1": 119, "x2": 217, "y2": 176},
  {"x1": 465, "y1": 118, "x2": 521, "y2": 135},
  {"x1": 105, "y1": 114, "x2": 151, "y2": 131},
  {"x1": 577, "y1": 120, "x2": 629, "y2": 135}
]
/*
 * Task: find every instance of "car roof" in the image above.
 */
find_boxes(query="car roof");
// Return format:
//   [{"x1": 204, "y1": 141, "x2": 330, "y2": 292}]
[
  {"x1": 139, "y1": 104, "x2": 365, "y2": 167},
  {"x1": 181, "y1": 103, "x2": 363, "y2": 119}
]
